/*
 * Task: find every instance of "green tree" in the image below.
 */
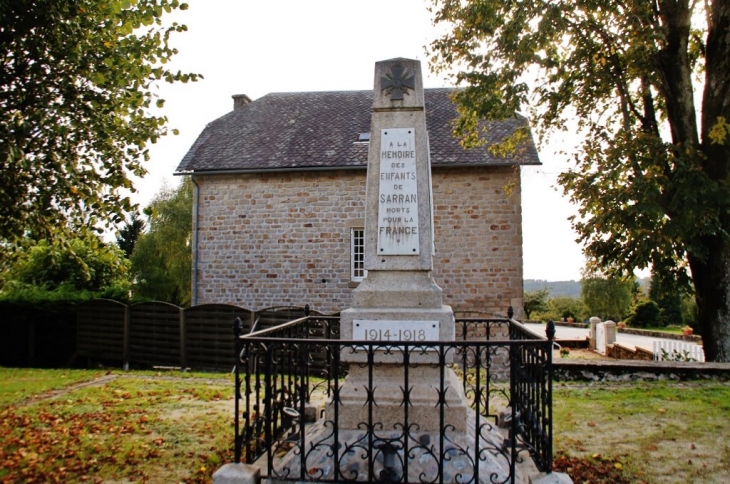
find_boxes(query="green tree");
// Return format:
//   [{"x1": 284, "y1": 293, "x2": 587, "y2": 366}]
[
  {"x1": 0, "y1": 0, "x2": 199, "y2": 251},
  {"x1": 131, "y1": 178, "x2": 192, "y2": 306},
  {"x1": 429, "y1": 0, "x2": 730, "y2": 361},
  {"x1": 2, "y1": 231, "x2": 131, "y2": 295},
  {"x1": 649, "y1": 268, "x2": 685, "y2": 327},
  {"x1": 681, "y1": 294, "x2": 699, "y2": 330},
  {"x1": 116, "y1": 214, "x2": 146, "y2": 258},
  {"x1": 523, "y1": 288, "x2": 549, "y2": 319},
  {"x1": 625, "y1": 299, "x2": 661, "y2": 328},
  {"x1": 581, "y1": 274, "x2": 633, "y2": 321},
  {"x1": 534, "y1": 296, "x2": 587, "y2": 323}
]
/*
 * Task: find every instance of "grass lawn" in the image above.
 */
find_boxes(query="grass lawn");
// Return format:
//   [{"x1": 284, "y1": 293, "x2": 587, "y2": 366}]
[
  {"x1": 0, "y1": 368, "x2": 102, "y2": 408},
  {"x1": 1, "y1": 368, "x2": 728, "y2": 483},
  {"x1": 0, "y1": 368, "x2": 234, "y2": 483},
  {"x1": 628, "y1": 326, "x2": 687, "y2": 335},
  {"x1": 553, "y1": 381, "x2": 730, "y2": 483}
]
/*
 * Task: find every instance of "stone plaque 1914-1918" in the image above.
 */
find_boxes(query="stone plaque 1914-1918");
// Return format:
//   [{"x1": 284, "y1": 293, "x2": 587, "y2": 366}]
[
  {"x1": 352, "y1": 319, "x2": 440, "y2": 342},
  {"x1": 377, "y1": 127, "x2": 419, "y2": 255}
]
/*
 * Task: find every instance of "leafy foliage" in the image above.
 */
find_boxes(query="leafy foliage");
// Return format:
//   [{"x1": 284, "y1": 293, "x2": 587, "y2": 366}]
[
  {"x1": 659, "y1": 348, "x2": 697, "y2": 362},
  {"x1": 625, "y1": 299, "x2": 661, "y2": 328},
  {"x1": 116, "y1": 214, "x2": 146, "y2": 258},
  {"x1": 581, "y1": 274, "x2": 633, "y2": 321},
  {"x1": 131, "y1": 178, "x2": 192, "y2": 306},
  {"x1": 523, "y1": 288, "x2": 549, "y2": 319},
  {"x1": 428, "y1": 0, "x2": 730, "y2": 360},
  {"x1": 681, "y1": 294, "x2": 699, "y2": 330},
  {"x1": 1, "y1": 232, "x2": 131, "y2": 300},
  {"x1": 649, "y1": 269, "x2": 686, "y2": 327},
  {"x1": 0, "y1": 283, "x2": 127, "y2": 307},
  {"x1": 533, "y1": 295, "x2": 587, "y2": 323},
  {"x1": 0, "y1": 0, "x2": 199, "y2": 250}
]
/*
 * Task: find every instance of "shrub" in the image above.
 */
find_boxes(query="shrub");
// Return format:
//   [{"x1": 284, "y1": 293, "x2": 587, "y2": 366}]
[
  {"x1": 625, "y1": 300, "x2": 660, "y2": 328},
  {"x1": 3, "y1": 235, "x2": 130, "y2": 294},
  {"x1": 681, "y1": 295, "x2": 698, "y2": 331},
  {"x1": 533, "y1": 296, "x2": 587, "y2": 323}
]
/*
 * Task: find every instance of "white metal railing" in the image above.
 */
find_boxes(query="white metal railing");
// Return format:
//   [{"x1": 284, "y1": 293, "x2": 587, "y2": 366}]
[{"x1": 653, "y1": 340, "x2": 705, "y2": 362}]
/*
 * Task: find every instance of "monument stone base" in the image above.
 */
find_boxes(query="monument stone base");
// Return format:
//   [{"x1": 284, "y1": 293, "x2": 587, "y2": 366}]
[
  {"x1": 329, "y1": 364, "x2": 469, "y2": 433},
  {"x1": 340, "y1": 305, "x2": 456, "y2": 361},
  {"x1": 349, "y1": 271, "x2": 445, "y2": 309},
  {"x1": 338, "y1": 302, "x2": 464, "y2": 431},
  {"x1": 268, "y1": 408, "x2": 519, "y2": 483}
]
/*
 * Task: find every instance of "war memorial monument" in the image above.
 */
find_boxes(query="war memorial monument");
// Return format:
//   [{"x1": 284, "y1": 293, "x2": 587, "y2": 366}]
[{"x1": 215, "y1": 58, "x2": 566, "y2": 484}]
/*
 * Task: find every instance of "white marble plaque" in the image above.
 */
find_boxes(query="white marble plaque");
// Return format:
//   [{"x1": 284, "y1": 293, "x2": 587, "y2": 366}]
[
  {"x1": 353, "y1": 320, "x2": 439, "y2": 342},
  {"x1": 377, "y1": 128, "x2": 419, "y2": 255}
]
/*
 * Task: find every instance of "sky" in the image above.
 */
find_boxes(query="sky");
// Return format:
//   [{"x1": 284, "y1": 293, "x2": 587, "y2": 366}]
[{"x1": 137, "y1": 0, "x2": 589, "y2": 282}]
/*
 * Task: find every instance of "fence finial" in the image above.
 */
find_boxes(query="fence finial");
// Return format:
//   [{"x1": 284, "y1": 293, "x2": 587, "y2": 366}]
[
  {"x1": 546, "y1": 320, "x2": 556, "y2": 340},
  {"x1": 234, "y1": 317, "x2": 243, "y2": 337},
  {"x1": 304, "y1": 304, "x2": 310, "y2": 317},
  {"x1": 507, "y1": 306, "x2": 514, "y2": 319}
]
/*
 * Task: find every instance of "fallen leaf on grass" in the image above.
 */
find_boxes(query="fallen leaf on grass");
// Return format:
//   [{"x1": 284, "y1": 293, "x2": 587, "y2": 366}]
[{"x1": 553, "y1": 451, "x2": 643, "y2": 484}]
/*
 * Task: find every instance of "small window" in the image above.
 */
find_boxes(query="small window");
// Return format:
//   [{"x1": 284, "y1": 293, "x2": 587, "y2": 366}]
[
  {"x1": 351, "y1": 228, "x2": 366, "y2": 282},
  {"x1": 355, "y1": 132, "x2": 370, "y2": 144}
]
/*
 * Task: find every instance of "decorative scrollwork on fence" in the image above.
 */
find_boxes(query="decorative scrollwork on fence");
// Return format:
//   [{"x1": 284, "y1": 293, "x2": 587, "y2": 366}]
[{"x1": 233, "y1": 314, "x2": 553, "y2": 483}]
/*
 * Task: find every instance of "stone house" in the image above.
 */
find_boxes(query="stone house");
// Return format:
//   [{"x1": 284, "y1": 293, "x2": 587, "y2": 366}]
[{"x1": 175, "y1": 88, "x2": 539, "y2": 315}]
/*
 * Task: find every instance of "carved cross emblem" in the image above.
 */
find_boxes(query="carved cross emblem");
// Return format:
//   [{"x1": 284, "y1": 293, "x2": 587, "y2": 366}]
[{"x1": 380, "y1": 64, "x2": 415, "y2": 101}]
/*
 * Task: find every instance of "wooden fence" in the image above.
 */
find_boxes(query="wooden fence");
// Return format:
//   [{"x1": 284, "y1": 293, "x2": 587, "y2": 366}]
[
  {"x1": 0, "y1": 302, "x2": 77, "y2": 368},
  {"x1": 1, "y1": 300, "x2": 322, "y2": 371}
]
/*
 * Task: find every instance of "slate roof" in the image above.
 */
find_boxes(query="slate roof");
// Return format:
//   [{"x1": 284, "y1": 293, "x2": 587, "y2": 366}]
[{"x1": 175, "y1": 88, "x2": 540, "y2": 174}]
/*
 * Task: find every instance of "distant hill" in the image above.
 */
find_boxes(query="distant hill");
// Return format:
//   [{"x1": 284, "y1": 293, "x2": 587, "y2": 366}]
[
  {"x1": 524, "y1": 277, "x2": 651, "y2": 299},
  {"x1": 524, "y1": 279, "x2": 581, "y2": 298}
]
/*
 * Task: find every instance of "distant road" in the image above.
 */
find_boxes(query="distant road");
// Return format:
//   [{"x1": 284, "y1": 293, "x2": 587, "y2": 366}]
[{"x1": 522, "y1": 322, "x2": 703, "y2": 355}]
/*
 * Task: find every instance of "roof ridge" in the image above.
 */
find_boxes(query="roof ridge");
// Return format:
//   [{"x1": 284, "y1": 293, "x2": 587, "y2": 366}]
[{"x1": 175, "y1": 89, "x2": 540, "y2": 174}]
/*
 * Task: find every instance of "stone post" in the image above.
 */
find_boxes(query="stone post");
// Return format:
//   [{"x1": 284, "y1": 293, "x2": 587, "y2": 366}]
[
  {"x1": 604, "y1": 320, "x2": 617, "y2": 346},
  {"x1": 589, "y1": 316, "x2": 601, "y2": 350}
]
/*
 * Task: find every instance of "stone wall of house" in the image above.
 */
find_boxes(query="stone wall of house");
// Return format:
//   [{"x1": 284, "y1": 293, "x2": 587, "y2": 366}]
[
  {"x1": 193, "y1": 165, "x2": 523, "y2": 315},
  {"x1": 431, "y1": 166, "x2": 523, "y2": 317}
]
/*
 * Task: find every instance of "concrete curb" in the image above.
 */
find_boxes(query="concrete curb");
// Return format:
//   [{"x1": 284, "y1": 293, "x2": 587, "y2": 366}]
[{"x1": 212, "y1": 463, "x2": 260, "y2": 484}]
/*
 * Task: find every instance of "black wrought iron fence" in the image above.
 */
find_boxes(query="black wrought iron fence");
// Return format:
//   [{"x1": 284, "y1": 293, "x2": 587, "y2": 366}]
[
  {"x1": 508, "y1": 318, "x2": 556, "y2": 477},
  {"x1": 233, "y1": 313, "x2": 554, "y2": 483}
]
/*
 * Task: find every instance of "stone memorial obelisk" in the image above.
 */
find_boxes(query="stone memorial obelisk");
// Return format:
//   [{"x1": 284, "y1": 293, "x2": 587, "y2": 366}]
[
  {"x1": 336, "y1": 57, "x2": 468, "y2": 431},
  {"x1": 267, "y1": 59, "x2": 517, "y2": 484}
]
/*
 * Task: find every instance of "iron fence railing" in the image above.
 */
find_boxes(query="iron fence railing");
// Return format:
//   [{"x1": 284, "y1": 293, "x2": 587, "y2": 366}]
[{"x1": 233, "y1": 312, "x2": 554, "y2": 483}]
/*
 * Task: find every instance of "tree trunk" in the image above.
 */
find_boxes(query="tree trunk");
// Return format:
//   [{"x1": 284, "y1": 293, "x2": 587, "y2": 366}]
[
  {"x1": 692, "y1": 1, "x2": 730, "y2": 363},
  {"x1": 688, "y1": 237, "x2": 730, "y2": 362}
]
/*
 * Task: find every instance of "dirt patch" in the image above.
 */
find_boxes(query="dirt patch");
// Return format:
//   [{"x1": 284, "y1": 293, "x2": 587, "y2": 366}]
[
  {"x1": 555, "y1": 348, "x2": 610, "y2": 360},
  {"x1": 18, "y1": 373, "x2": 120, "y2": 406},
  {"x1": 166, "y1": 398, "x2": 232, "y2": 421}
]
